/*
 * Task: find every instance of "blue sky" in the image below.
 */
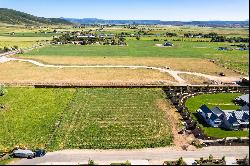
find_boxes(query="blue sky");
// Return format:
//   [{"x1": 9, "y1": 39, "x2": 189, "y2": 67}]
[{"x1": 0, "y1": 0, "x2": 249, "y2": 21}]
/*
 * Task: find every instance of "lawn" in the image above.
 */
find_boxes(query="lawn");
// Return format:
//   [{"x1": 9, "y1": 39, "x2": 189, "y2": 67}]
[
  {"x1": 49, "y1": 88, "x2": 172, "y2": 150},
  {"x1": 0, "y1": 88, "x2": 173, "y2": 151},
  {"x1": 185, "y1": 93, "x2": 249, "y2": 138},
  {"x1": 0, "y1": 88, "x2": 75, "y2": 150}
]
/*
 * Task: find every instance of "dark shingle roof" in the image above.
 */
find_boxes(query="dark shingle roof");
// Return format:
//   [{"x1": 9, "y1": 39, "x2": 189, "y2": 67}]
[{"x1": 237, "y1": 94, "x2": 249, "y2": 104}]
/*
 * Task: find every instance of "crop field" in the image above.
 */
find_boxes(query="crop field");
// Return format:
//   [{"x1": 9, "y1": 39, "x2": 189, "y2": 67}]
[
  {"x1": 49, "y1": 88, "x2": 172, "y2": 150},
  {"x1": 0, "y1": 88, "x2": 75, "y2": 150},
  {"x1": 185, "y1": 93, "x2": 249, "y2": 138},
  {"x1": 0, "y1": 36, "x2": 52, "y2": 50},
  {"x1": 0, "y1": 88, "x2": 173, "y2": 151}
]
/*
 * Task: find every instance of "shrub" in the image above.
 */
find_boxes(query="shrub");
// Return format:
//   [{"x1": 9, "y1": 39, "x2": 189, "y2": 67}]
[
  {"x1": 3, "y1": 47, "x2": 11, "y2": 52},
  {"x1": 0, "y1": 86, "x2": 7, "y2": 96},
  {"x1": 88, "y1": 159, "x2": 95, "y2": 165},
  {"x1": 177, "y1": 157, "x2": 185, "y2": 165},
  {"x1": 191, "y1": 139, "x2": 203, "y2": 148},
  {"x1": 13, "y1": 45, "x2": 19, "y2": 50},
  {"x1": 209, "y1": 154, "x2": 213, "y2": 161}
]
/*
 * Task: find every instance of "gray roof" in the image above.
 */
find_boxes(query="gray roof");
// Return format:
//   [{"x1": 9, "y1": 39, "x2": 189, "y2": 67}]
[
  {"x1": 199, "y1": 105, "x2": 249, "y2": 126},
  {"x1": 237, "y1": 94, "x2": 249, "y2": 104},
  {"x1": 199, "y1": 105, "x2": 222, "y2": 121},
  {"x1": 211, "y1": 107, "x2": 224, "y2": 117}
]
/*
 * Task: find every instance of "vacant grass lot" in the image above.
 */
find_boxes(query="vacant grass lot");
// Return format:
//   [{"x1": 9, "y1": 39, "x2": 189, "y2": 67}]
[
  {"x1": 0, "y1": 88, "x2": 75, "y2": 150},
  {"x1": 22, "y1": 41, "x2": 249, "y2": 75},
  {"x1": 16, "y1": 56, "x2": 240, "y2": 77},
  {"x1": 178, "y1": 74, "x2": 211, "y2": 85},
  {"x1": 0, "y1": 61, "x2": 175, "y2": 85},
  {"x1": 49, "y1": 88, "x2": 172, "y2": 150},
  {"x1": 0, "y1": 88, "x2": 173, "y2": 151},
  {"x1": 185, "y1": 93, "x2": 249, "y2": 138}
]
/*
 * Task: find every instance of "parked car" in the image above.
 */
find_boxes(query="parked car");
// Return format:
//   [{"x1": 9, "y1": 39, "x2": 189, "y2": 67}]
[
  {"x1": 34, "y1": 149, "x2": 46, "y2": 157},
  {"x1": 13, "y1": 149, "x2": 35, "y2": 159}
]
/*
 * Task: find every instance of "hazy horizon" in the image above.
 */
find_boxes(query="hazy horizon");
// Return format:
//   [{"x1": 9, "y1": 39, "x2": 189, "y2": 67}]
[{"x1": 0, "y1": 0, "x2": 249, "y2": 21}]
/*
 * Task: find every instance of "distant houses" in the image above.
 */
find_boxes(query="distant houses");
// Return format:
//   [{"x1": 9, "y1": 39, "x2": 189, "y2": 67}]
[
  {"x1": 163, "y1": 42, "x2": 174, "y2": 47},
  {"x1": 197, "y1": 94, "x2": 249, "y2": 130}
]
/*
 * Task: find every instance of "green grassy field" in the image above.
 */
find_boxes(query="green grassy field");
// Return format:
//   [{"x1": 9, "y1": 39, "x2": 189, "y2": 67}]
[
  {"x1": 0, "y1": 88, "x2": 75, "y2": 150},
  {"x1": 0, "y1": 88, "x2": 172, "y2": 151},
  {"x1": 22, "y1": 40, "x2": 249, "y2": 74},
  {"x1": 185, "y1": 93, "x2": 249, "y2": 138},
  {"x1": 0, "y1": 32, "x2": 59, "y2": 37}
]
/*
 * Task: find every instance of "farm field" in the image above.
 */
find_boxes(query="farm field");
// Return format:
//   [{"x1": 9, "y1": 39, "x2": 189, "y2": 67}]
[
  {"x1": 20, "y1": 40, "x2": 249, "y2": 75},
  {"x1": 0, "y1": 88, "x2": 75, "y2": 150},
  {"x1": 0, "y1": 36, "x2": 52, "y2": 50},
  {"x1": 0, "y1": 88, "x2": 174, "y2": 151},
  {"x1": 49, "y1": 88, "x2": 173, "y2": 150},
  {"x1": 0, "y1": 61, "x2": 175, "y2": 85},
  {"x1": 185, "y1": 93, "x2": 249, "y2": 138}
]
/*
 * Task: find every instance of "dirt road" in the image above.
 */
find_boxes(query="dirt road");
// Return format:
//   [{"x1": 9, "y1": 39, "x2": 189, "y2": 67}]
[{"x1": 0, "y1": 56, "x2": 242, "y2": 85}]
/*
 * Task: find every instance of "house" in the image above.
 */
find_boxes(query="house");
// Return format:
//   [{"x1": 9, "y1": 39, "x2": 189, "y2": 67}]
[
  {"x1": 223, "y1": 110, "x2": 249, "y2": 130},
  {"x1": 197, "y1": 105, "x2": 223, "y2": 127},
  {"x1": 163, "y1": 42, "x2": 174, "y2": 47},
  {"x1": 218, "y1": 47, "x2": 228, "y2": 51},
  {"x1": 236, "y1": 94, "x2": 249, "y2": 106},
  {"x1": 197, "y1": 104, "x2": 249, "y2": 130}
]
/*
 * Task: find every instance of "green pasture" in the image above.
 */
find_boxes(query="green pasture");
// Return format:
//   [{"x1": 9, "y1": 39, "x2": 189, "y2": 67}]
[{"x1": 23, "y1": 40, "x2": 249, "y2": 74}]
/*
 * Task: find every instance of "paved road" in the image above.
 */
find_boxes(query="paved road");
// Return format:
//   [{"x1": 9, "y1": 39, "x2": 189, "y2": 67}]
[{"x1": 13, "y1": 146, "x2": 249, "y2": 165}]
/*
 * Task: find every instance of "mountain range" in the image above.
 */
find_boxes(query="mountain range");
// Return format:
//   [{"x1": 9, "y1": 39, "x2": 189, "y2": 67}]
[
  {"x1": 0, "y1": 8, "x2": 248, "y2": 27},
  {"x1": 65, "y1": 18, "x2": 249, "y2": 27}
]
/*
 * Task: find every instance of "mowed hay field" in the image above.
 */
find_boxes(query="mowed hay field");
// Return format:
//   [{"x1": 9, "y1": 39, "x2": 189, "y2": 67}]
[
  {"x1": 0, "y1": 61, "x2": 176, "y2": 85},
  {"x1": 21, "y1": 40, "x2": 249, "y2": 75},
  {"x1": 0, "y1": 88, "x2": 173, "y2": 151}
]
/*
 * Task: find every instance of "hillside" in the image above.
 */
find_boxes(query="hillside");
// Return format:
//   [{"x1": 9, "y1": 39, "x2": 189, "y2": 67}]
[{"x1": 0, "y1": 8, "x2": 72, "y2": 25}]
